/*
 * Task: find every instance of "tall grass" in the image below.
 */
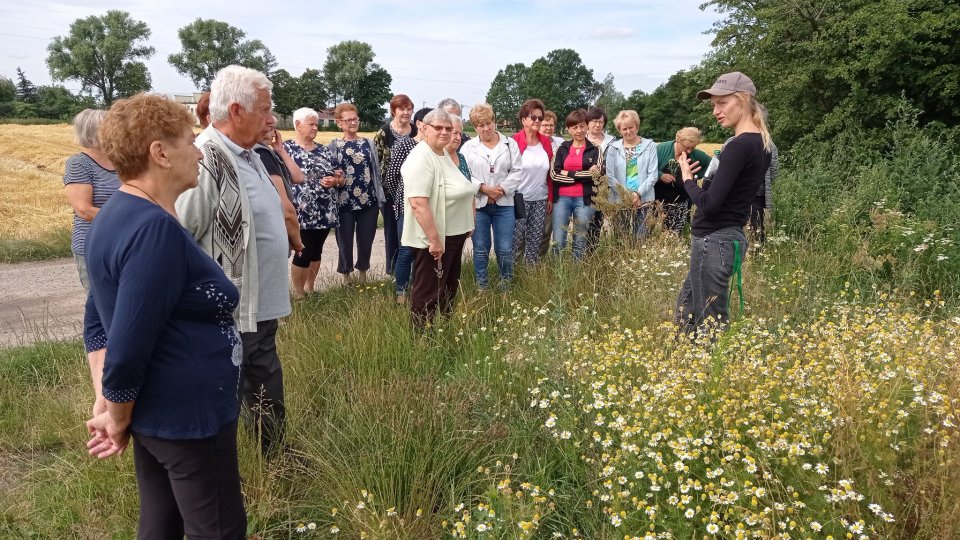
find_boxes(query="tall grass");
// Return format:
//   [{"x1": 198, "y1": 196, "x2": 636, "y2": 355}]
[
  {"x1": 2, "y1": 117, "x2": 959, "y2": 537},
  {"x1": 1, "y1": 219, "x2": 957, "y2": 538}
]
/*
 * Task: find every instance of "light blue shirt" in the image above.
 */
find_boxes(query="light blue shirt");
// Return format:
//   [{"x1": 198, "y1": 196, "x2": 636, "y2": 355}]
[{"x1": 213, "y1": 129, "x2": 291, "y2": 322}]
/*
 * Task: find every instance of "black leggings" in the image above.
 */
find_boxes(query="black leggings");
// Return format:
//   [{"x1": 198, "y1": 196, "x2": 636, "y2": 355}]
[
  {"x1": 292, "y1": 228, "x2": 331, "y2": 268},
  {"x1": 335, "y1": 205, "x2": 379, "y2": 274},
  {"x1": 133, "y1": 420, "x2": 246, "y2": 540}
]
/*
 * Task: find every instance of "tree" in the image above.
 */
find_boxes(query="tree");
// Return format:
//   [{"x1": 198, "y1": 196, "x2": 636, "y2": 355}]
[
  {"x1": 168, "y1": 19, "x2": 277, "y2": 90},
  {"x1": 15, "y1": 68, "x2": 37, "y2": 103},
  {"x1": 322, "y1": 40, "x2": 375, "y2": 105},
  {"x1": 34, "y1": 85, "x2": 96, "y2": 119},
  {"x1": 524, "y1": 49, "x2": 600, "y2": 118},
  {"x1": 702, "y1": 0, "x2": 960, "y2": 146},
  {"x1": 353, "y1": 66, "x2": 392, "y2": 128},
  {"x1": 297, "y1": 69, "x2": 329, "y2": 113},
  {"x1": 622, "y1": 89, "x2": 648, "y2": 121},
  {"x1": 0, "y1": 76, "x2": 15, "y2": 103},
  {"x1": 640, "y1": 66, "x2": 723, "y2": 143},
  {"x1": 272, "y1": 68, "x2": 329, "y2": 117},
  {"x1": 594, "y1": 73, "x2": 625, "y2": 132},
  {"x1": 46, "y1": 10, "x2": 154, "y2": 106},
  {"x1": 485, "y1": 63, "x2": 529, "y2": 130},
  {"x1": 322, "y1": 41, "x2": 393, "y2": 126}
]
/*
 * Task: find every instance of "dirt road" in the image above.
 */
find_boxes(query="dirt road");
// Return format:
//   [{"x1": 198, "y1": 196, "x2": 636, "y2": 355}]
[{"x1": 0, "y1": 232, "x2": 392, "y2": 348}]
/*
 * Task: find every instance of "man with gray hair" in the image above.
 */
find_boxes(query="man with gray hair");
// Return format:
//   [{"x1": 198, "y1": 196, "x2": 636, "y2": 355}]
[
  {"x1": 438, "y1": 97, "x2": 470, "y2": 149},
  {"x1": 176, "y1": 64, "x2": 291, "y2": 457}
]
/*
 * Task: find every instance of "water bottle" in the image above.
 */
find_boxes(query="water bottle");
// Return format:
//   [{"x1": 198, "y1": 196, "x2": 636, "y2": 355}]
[{"x1": 704, "y1": 150, "x2": 721, "y2": 180}]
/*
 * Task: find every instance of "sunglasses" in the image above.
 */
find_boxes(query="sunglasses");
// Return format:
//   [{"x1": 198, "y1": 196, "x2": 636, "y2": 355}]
[
  {"x1": 528, "y1": 115, "x2": 544, "y2": 122},
  {"x1": 428, "y1": 124, "x2": 454, "y2": 132}
]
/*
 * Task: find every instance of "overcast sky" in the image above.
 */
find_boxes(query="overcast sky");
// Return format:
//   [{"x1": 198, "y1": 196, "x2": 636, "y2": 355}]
[{"x1": 0, "y1": 0, "x2": 721, "y2": 111}]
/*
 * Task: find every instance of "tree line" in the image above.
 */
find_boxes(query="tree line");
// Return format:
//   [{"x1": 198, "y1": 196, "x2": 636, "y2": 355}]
[
  {"x1": 5, "y1": 0, "x2": 957, "y2": 145},
  {"x1": 1, "y1": 11, "x2": 392, "y2": 126},
  {"x1": 486, "y1": 0, "x2": 959, "y2": 149}
]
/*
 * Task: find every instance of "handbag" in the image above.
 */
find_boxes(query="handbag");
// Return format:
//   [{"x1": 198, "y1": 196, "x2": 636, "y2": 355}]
[
  {"x1": 506, "y1": 139, "x2": 527, "y2": 219},
  {"x1": 514, "y1": 192, "x2": 526, "y2": 219}
]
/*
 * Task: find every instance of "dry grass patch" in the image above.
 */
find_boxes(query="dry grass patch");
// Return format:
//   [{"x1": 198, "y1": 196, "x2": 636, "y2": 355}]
[{"x1": 0, "y1": 124, "x2": 374, "y2": 250}]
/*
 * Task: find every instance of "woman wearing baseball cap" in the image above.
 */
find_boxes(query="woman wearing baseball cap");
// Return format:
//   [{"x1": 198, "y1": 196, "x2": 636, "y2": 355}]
[{"x1": 674, "y1": 72, "x2": 772, "y2": 332}]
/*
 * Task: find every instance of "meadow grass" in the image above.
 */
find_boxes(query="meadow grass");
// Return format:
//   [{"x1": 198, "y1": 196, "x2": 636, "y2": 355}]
[{"x1": 0, "y1": 222, "x2": 957, "y2": 539}]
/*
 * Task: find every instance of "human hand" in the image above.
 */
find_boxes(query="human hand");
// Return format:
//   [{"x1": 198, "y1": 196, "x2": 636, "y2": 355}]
[
  {"x1": 86, "y1": 411, "x2": 130, "y2": 459},
  {"x1": 320, "y1": 176, "x2": 337, "y2": 188},
  {"x1": 482, "y1": 185, "x2": 502, "y2": 201},
  {"x1": 546, "y1": 199, "x2": 553, "y2": 214},
  {"x1": 290, "y1": 237, "x2": 304, "y2": 253},
  {"x1": 92, "y1": 395, "x2": 107, "y2": 417},
  {"x1": 660, "y1": 173, "x2": 676, "y2": 184},
  {"x1": 269, "y1": 128, "x2": 284, "y2": 153},
  {"x1": 428, "y1": 240, "x2": 444, "y2": 261},
  {"x1": 678, "y1": 152, "x2": 702, "y2": 180},
  {"x1": 631, "y1": 192, "x2": 642, "y2": 208}
]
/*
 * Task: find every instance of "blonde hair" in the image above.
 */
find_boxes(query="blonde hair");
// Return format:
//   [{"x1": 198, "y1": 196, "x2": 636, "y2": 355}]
[
  {"x1": 675, "y1": 127, "x2": 702, "y2": 146},
  {"x1": 468, "y1": 102, "x2": 495, "y2": 127},
  {"x1": 735, "y1": 92, "x2": 772, "y2": 152},
  {"x1": 614, "y1": 110, "x2": 640, "y2": 130}
]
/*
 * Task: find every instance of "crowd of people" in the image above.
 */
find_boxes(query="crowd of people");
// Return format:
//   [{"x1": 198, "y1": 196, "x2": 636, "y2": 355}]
[{"x1": 64, "y1": 65, "x2": 775, "y2": 536}]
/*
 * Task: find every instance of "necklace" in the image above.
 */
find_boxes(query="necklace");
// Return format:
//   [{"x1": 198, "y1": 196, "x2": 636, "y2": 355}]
[{"x1": 127, "y1": 184, "x2": 161, "y2": 206}]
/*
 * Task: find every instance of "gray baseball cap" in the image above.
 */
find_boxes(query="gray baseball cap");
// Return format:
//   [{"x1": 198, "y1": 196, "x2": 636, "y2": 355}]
[{"x1": 696, "y1": 72, "x2": 757, "y2": 100}]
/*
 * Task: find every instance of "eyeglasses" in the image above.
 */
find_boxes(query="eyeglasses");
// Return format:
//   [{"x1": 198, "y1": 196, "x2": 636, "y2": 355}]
[
  {"x1": 427, "y1": 124, "x2": 454, "y2": 132},
  {"x1": 339, "y1": 118, "x2": 360, "y2": 124},
  {"x1": 528, "y1": 115, "x2": 544, "y2": 122}
]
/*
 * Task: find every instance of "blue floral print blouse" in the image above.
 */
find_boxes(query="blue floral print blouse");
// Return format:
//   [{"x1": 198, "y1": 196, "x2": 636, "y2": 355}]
[
  {"x1": 283, "y1": 140, "x2": 340, "y2": 229},
  {"x1": 328, "y1": 138, "x2": 377, "y2": 211}
]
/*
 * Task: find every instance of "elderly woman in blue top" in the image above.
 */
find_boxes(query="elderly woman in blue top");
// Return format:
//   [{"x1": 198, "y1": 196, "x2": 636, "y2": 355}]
[
  {"x1": 461, "y1": 102, "x2": 522, "y2": 291},
  {"x1": 84, "y1": 94, "x2": 246, "y2": 539},
  {"x1": 605, "y1": 110, "x2": 659, "y2": 239},
  {"x1": 329, "y1": 102, "x2": 385, "y2": 284}
]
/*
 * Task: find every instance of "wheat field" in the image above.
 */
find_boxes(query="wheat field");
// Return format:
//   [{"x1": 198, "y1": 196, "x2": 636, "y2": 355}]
[{"x1": 0, "y1": 124, "x2": 720, "y2": 247}]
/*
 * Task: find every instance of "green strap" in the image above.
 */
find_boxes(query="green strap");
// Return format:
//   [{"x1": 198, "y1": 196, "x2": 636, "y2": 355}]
[{"x1": 730, "y1": 240, "x2": 745, "y2": 316}]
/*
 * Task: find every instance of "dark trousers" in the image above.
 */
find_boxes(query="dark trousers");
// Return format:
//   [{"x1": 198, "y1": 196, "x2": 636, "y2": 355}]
[
  {"x1": 335, "y1": 205, "x2": 379, "y2": 274},
  {"x1": 381, "y1": 200, "x2": 399, "y2": 274},
  {"x1": 133, "y1": 420, "x2": 246, "y2": 540},
  {"x1": 675, "y1": 226, "x2": 748, "y2": 332},
  {"x1": 748, "y1": 195, "x2": 767, "y2": 244},
  {"x1": 410, "y1": 232, "x2": 468, "y2": 327},
  {"x1": 587, "y1": 210, "x2": 604, "y2": 252},
  {"x1": 240, "y1": 319, "x2": 285, "y2": 456}
]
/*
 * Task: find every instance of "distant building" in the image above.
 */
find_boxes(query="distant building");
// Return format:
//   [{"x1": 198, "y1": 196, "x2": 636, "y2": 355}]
[{"x1": 172, "y1": 93, "x2": 205, "y2": 126}]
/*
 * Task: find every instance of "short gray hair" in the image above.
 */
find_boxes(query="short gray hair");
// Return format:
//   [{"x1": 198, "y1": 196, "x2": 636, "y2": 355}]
[
  {"x1": 209, "y1": 65, "x2": 273, "y2": 124},
  {"x1": 423, "y1": 108, "x2": 453, "y2": 126},
  {"x1": 437, "y1": 98, "x2": 461, "y2": 114},
  {"x1": 73, "y1": 109, "x2": 107, "y2": 148},
  {"x1": 292, "y1": 107, "x2": 318, "y2": 126}
]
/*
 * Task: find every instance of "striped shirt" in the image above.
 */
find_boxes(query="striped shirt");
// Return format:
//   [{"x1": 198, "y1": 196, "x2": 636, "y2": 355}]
[{"x1": 63, "y1": 153, "x2": 120, "y2": 256}]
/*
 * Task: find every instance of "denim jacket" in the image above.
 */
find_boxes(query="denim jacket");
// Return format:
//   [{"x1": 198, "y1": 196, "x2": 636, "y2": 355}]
[{"x1": 605, "y1": 138, "x2": 658, "y2": 203}]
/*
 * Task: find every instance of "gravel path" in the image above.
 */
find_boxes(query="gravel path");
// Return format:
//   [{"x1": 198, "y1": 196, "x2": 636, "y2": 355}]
[{"x1": 0, "y1": 231, "x2": 394, "y2": 348}]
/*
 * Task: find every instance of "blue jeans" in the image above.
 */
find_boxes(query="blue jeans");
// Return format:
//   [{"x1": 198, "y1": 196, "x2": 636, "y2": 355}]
[
  {"x1": 395, "y1": 214, "x2": 414, "y2": 295},
  {"x1": 473, "y1": 203, "x2": 516, "y2": 289},
  {"x1": 551, "y1": 196, "x2": 595, "y2": 259},
  {"x1": 675, "y1": 226, "x2": 748, "y2": 332}
]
